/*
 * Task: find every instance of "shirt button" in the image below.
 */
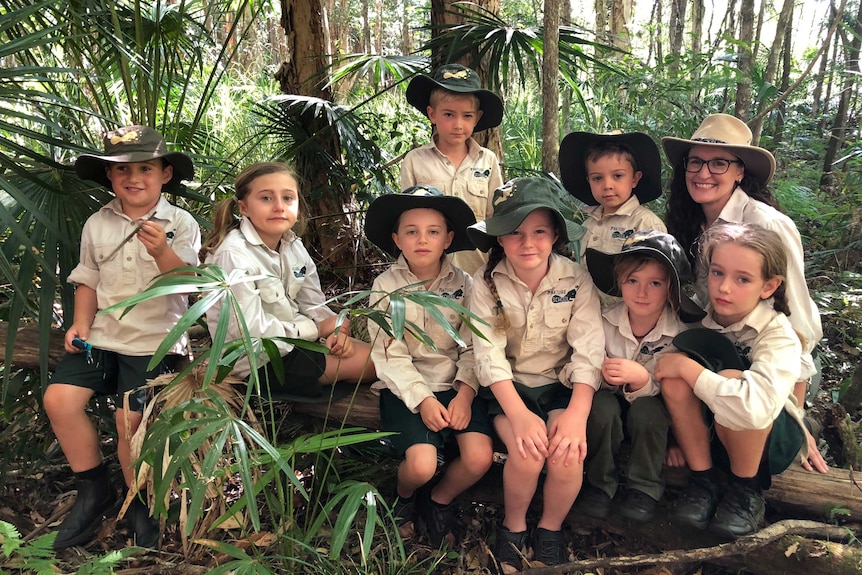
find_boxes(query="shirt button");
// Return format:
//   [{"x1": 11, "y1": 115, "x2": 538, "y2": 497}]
[
  {"x1": 127, "y1": 256, "x2": 132, "y2": 261},
  {"x1": 597, "y1": 221, "x2": 604, "y2": 227}
]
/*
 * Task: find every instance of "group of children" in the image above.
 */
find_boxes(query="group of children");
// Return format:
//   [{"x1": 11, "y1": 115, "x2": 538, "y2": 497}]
[{"x1": 45, "y1": 63, "x2": 825, "y2": 571}]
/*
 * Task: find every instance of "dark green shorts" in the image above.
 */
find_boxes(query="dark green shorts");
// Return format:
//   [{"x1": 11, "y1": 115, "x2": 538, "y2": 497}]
[
  {"x1": 255, "y1": 346, "x2": 328, "y2": 402},
  {"x1": 710, "y1": 407, "x2": 804, "y2": 489},
  {"x1": 481, "y1": 381, "x2": 572, "y2": 420},
  {"x1": 379, "y1": 388, "x2": 493, "y2": 456},
  {"x1": 50, "y1": 348, "x2": 180, "y2": 412}
]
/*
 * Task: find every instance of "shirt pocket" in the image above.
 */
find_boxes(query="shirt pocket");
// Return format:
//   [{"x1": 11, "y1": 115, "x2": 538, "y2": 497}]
[
  {"x1": 258, "y1": 277, "x2": 294, "y2": 321},
  {"x1": 94, "y1": 243, "x2": 122, "y2": 288},
  {"x1": 542, "y1": 306, "x2": 571, "y2": 343},
  {"x1": 463, "y1": 177, "x2": 491, "y2": 219}
]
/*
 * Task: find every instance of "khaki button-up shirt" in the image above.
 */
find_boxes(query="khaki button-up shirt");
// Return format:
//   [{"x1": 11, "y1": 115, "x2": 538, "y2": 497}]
[
  {"x1": 67, "y1": 196, "x2": 200, "y2": 356},
  {"x1": 368, "y1": 256, "x2": 477, "y2": 412},
  {"x1": 401, "y1": 137, "x2": 503, "y2": 276},
  {"x1": 204, "y1": 218, "x2": 335, "y2": 378},
  {"x1": 694, "y1": 300, "x2": 802, "y2": 431},
  {"x1": 696, "y1": 188, "x2": 822, "y2": 380},
  {"x1": 578, "y1": 195, "x2": 666, "y2": 260},
  {"x1": 601, "y1": 303, "x2": 684, "y2": 401},
  {"x1": 471, "y1": 253, "x2": 604, "y2": 389}
]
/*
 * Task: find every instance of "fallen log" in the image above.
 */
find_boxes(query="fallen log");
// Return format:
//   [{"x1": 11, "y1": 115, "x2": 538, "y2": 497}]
[{"x1": 5, "y1": 321, "x2": 862, "y2": 523}]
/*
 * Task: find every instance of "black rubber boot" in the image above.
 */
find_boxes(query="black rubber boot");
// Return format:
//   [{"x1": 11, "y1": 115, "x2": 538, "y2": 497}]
[
  {"x1": 125, "y1": 496, "x2": 160, "y2": 549},
  {"x1": 53, "y1": 468, "x2": 117, "y2": 550}
]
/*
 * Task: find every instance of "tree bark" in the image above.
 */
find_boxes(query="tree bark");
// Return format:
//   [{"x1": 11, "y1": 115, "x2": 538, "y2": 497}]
[
  {"x1": 751, "y1": 0, "x2": 795, "y2": 144},
  {"x1": 820, "y1": 0, "x2": 862, "y2": 191},
  {"x1": 276, "y1": 0, "x2": 356, "y2": 272},
  {"x1": 772, "y1": 14, "x2": 793, "y2": 147},
  {"x1": 690, "y1": 0, "x2": 704, "y2": 80},
  {"x1": 609, "y1": 0, "x2": 632, "y2": 52},
  {"x1": 667, "y1": 0, "x2": 687, "y2": 77},
  {"x1": 542, "y1": 0, "x2": 560, "y2": 175},
  {"x1": 734, "y1": 0, "x2": 755, "y2": 119}
]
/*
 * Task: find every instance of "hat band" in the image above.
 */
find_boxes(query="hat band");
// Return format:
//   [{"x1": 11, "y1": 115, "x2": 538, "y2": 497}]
[{"x1": 692, "y1": 137, "x2": 729, "y2": 144}]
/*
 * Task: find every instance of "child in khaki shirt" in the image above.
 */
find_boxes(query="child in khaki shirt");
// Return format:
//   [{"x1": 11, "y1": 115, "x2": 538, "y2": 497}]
[
  {"x1": 365, "y1": 185, "x2": 493, "y2": 547},
  {"x1": 580, "y1": 231, "x2": 705, "y2": 523},
  {"x1": 559, "y1": 131, "x2": 665, "y2": 262},
  {"x1": 466, "y1": 177, "x2": 604, "y2": 569},
  {"x1": 402, "y1": 63, "x2": 504, "y2": 276},
  {"x1": 45, "y1": 126, "x2": 201, "y2": 550}
]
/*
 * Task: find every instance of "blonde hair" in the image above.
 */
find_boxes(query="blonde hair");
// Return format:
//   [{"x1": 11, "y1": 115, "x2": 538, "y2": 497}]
[
  {"x1": 200, "y1": 162, "x2": 305, "y2": 261},
  {"x1": 699, "y1": 222, "x2": 790, "y2": 315},
  {"x1": 428, "y1": 87, "x2": 480, "y2": 111}
]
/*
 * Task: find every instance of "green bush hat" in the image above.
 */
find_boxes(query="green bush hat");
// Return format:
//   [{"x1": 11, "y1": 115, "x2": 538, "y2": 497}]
[
  {"x1": 75, "y1": 125, "x2": 195, "y2": 192},
  {"x1": 467, "y1": 177, "x2": 582, "y2": 252},
  {"x1": 672, "y1": 327, "x2": 751, "y2": 372},
  {"x1": 585, "y1": 230, "x2": 706, "y2": 323},
  {"x1": 558, "y1": 130, "x2": 662, "y2": 206},
  {"x1": 405, "y1": 63, "x2": 504, "y2": 132},
  {"x1": 662, "y1": 113, "x2": 776, "y2": 186},
  {"x1": 365, "y1": 185, "x2": 477, "y2": 258}
]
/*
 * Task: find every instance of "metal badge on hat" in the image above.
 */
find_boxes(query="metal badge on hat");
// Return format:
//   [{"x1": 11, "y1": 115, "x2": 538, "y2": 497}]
[
  {"x1": 442, "y1": 69, "x2": 469, "y2": 80},
  {"x1": 493, "y1": 181, "x2": 516, "y2": 206},
  {"x1": 109, "y1": 129, "x2": 141, "y2": 145}
]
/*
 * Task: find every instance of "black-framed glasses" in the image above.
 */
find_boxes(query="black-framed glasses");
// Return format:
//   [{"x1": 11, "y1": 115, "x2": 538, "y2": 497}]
[{"x1": 683, "y1": 157, "x2": 742, "y2": 175}]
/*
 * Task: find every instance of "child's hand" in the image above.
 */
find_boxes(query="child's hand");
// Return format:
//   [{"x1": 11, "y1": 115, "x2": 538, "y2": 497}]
[
  {"x1": 64, "y1": 326, "x2": 90, "y2": 353},
  {"x1": 447, "y1": 385, "x2": 475, "y2": 430},
  {"x1": 326, "y1": 330, "x2": 355, "y2": 358},
  {"x1": 419, "y1": 397, "x2": 450, "y2": 432},
  {"x1": 136, "y1": 220, "x2": 169, "y2": 258},
  {"x1": 801, "y1": 427, "x2": 829, "y2": 474},
  {"x1": 654, "y1": 352, "x2": 696, "y2": 383},
  {"x1": 510, "y1": 411, "x2": 549, "y2": 461},
  {"x1": 548, "y1": 410, "x2": 587, "y2": 466},
  {"x1": 602, "y1": 358, "x2": 649, "y2": 390},
  {"x1": 664, "y1": 444, "x2": 687, "y2": 467}
]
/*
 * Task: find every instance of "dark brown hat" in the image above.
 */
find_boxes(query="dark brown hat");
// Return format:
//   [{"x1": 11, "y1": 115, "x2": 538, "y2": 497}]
[
  {"x1": 559, "y1": 131, "x2": 662, "y2": 206},
  {"x1": 75, "y1": 125, "x2": 194, "y2": 191},
  {"x1": 406, "y1": 64, "x2": 504, "y2": 132}
]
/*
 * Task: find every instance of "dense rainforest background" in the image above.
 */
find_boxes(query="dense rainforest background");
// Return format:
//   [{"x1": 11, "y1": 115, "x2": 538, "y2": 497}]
[{"x1": 1, "y1": 0, "x2": 862, "y2": 573}]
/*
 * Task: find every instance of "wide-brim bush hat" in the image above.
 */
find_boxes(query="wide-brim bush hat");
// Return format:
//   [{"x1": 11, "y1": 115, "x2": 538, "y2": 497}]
[
  {"x1": 365, "y1": 185, "x2": 477, "y2": 258},
  {"x1": 662, "y1": 113, "x2": 776, "y2": 186},
  {"x1": 585, "y1": 230, "x2": 706, "y2": 323},
  {"x1": 75, "y1": 125, "x2": 194, "y2": 192},
  {"x1": 406, "y1": 64, "x2": 504, "y2": 132},
  {"x1": 467, "y1": 177, "x2": 582, "y2": 252},
  {"x1": 559, "y1": 131, "x2": 662, "y2": 206},
  {"x1": 672, "y1": 327, "x2": 751, "y2": 372}
]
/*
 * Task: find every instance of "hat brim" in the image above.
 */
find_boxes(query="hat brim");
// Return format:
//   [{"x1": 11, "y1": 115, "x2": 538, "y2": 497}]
[
  {"x1": 585, "y1": 247, "x2": 705, "y2": 323},
  {"x1": 406, "y1": 75, "x2": 504, "y2": 132},
  {"x1": 467, "y1": 207, "x2": 581, "y2": 253},
  {"x1": 365, "y1": 193, "x2": 477, "y2": 258},
  {"x1": 75, "y1": 151, "x2": 194, "y2": 192},
  {"x1": 672, "y1": 328, "x2": 750, "y2": 372},
  {"x1": 559, "y1": 131, "x2": 663, "y2": 206},
  {"x1": 661, "y1": 136, "x2": 776, "y2": 187}
]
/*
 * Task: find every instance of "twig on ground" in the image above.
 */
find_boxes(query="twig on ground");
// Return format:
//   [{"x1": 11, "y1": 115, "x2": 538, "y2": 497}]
[{"x1": 514, "y1": 519, "x2": 854, "y2": 575}]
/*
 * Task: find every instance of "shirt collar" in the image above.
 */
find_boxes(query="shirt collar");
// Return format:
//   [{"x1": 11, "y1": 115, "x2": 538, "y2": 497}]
[
  {"x1": 702, "y1": 299, "x2": 778, "y2": 334},
  {"x1": 239, "y1": 216, "x2": 296, "y2": 251}
]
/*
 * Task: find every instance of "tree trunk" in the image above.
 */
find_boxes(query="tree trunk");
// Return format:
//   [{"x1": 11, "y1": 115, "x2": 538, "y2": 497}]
[
  {"x1": 561, "y1": 0, "x2": 573, "y2": 135},
  {"x1": 734, "y1": 0, "x2": 755, "y2": 119},
  {"x1": 690, "y1": 0, "x2": 704, "y2": 81},
  {"x1": 812, "y1": 21, "x2": 831, "y2": 119},
  {"x1": 648, "y1": 0, "x2": 663, "y2": 69},
  {"x1": 821, "y1": 20, "x2": 842, "y2": 131},
  {"x1": 276, "y1": 0, "x2": 356, "y2": 272},
  {"x1": 820, "y1": 0, "x2": 862, "y2": 192},
  {"x1": 668, "y1": 0, "x2": 687, "y2": 77},
  {"x1": 753, "y1": 0, "x2": 765, "y2": 61},
  {"x1": 401, "y1": 0, "x2": 412, "y2": 55},
  {"x1": 772, "y1": 14, "x2": 793, "y2": 148},
  {"x1": 542, "y1": 0, "x2": 560, "y2": 175},
  {"x1": 595, "y1": 0, "x2": 608, "y2": 44},
  {"x1": 609, "y1": 0, "x2": 633, "y2": 53},
  {"x1": 751, "y1": 0, "x2": 795, "y2": 144}
]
